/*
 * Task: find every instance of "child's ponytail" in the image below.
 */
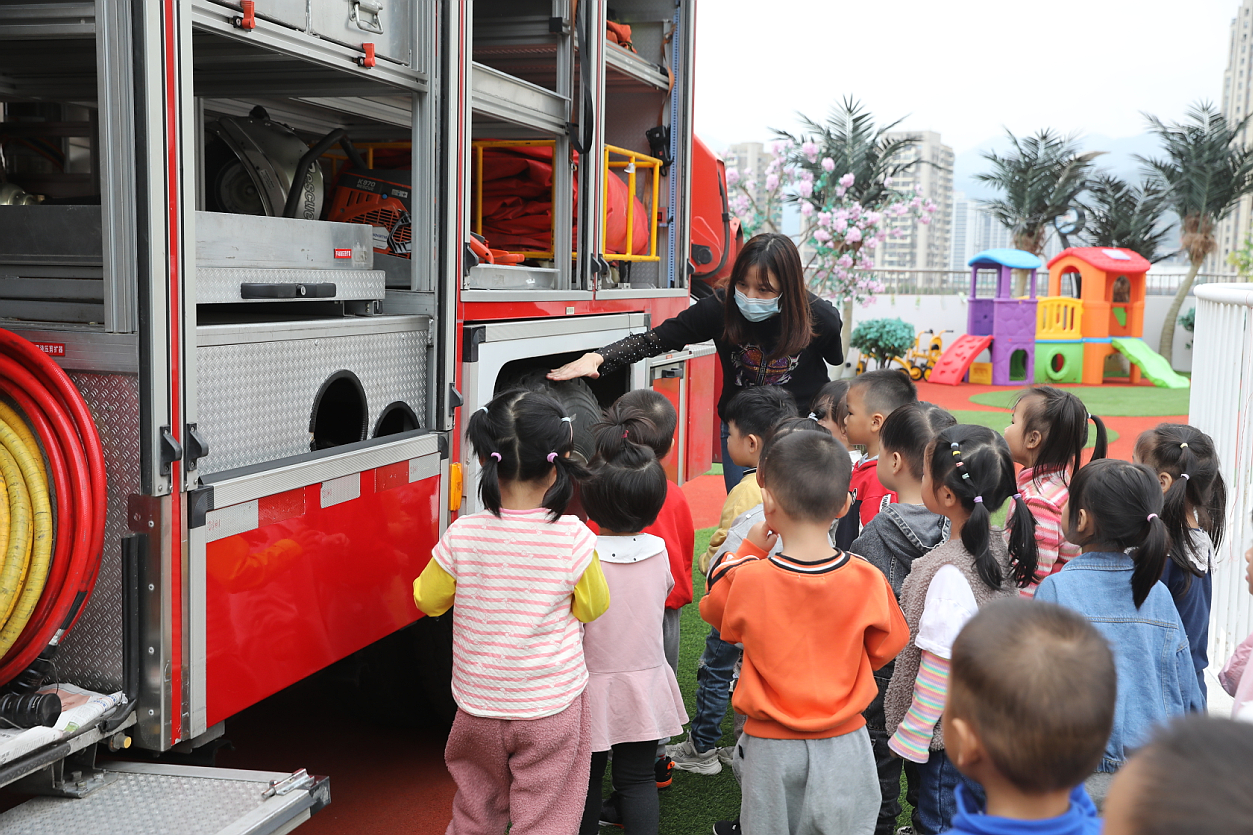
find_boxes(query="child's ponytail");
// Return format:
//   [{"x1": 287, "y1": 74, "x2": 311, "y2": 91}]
[
  {"x1": 583, "y1": 403, "x2": 666, "y2": 533},
  {"x1": 1006, "y1": 491, "x2": 1041, "y2": 587},
  {"x1": 962, "y1": 492, "x2": 998, "y2": 590},
  {"x1": 1134, "y1": 512, "x2": 1171, "y2": 608},
  {"x1": 467, "y1": 389, "x2": 589, "y2": 520},
  {"x1": 1089, "y1": 413, "x2": 1108, "y2": 462}
]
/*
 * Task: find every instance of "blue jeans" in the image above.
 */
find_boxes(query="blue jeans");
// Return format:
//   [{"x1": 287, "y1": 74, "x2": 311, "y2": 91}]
[
  {"x1": 689, "y1": 625, "x2": 741, "y2": 752},
  {"x1": 719, "y1": 422, "x2": 747, "y2": 494},
  {"x1": 913, "y1": 749, "x2": 985, "y2": 835}
]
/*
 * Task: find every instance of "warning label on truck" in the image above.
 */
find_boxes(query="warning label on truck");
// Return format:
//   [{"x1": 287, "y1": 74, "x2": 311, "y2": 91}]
[
  {"x1": 333, "y1": 249, "x2": 353, "y2": 259},
  {"x1": 33, "y1": 343, "x2": 65, "y2": 357}
]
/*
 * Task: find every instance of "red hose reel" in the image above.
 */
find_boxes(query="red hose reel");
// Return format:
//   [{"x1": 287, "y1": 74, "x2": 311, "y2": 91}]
[{"x1": 0, "y1": 330, "x2": 106, "y2": 687}]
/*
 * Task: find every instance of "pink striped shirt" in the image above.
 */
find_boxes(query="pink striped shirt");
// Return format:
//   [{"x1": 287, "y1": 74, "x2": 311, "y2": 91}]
[
  {"x1": 1009, "y1": 466, "x2": 1079, "y2": 598},
  {"x1": 431, "y1": 508, "x2": 597, "y2": 719}
]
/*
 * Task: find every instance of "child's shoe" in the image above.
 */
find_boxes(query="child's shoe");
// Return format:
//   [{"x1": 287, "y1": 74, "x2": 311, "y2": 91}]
[
  {"x1": 712, "y1": 818, "x2": 741, "y2": 834},
  {"x1": 667, "y1": 738, "x2": 722, "y2": 775},
  {"x1": 654, "y1": 755, "x2": 674, "y2": 788},
  {"x1": 716, "y1": 746, "x2": 735, "y2": 766},
  {"x1": 599, "y1": 794, "x2": 623, "y2": 828}
]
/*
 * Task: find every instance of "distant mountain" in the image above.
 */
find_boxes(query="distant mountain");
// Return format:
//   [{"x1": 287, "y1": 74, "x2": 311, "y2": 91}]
[{"x1": 952, "y1": 132, "x2": 1164, "y2": 201}]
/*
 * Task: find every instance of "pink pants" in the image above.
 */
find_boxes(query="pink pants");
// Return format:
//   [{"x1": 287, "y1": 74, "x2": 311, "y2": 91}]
[{"x1": 444, "y1": 690, "x2": 592, "y2": 835}]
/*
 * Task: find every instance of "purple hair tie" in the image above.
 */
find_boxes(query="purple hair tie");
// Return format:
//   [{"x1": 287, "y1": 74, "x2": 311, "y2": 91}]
[
  {"x1": 546, "y1": 452, "x2": 558, "y2": 463},
  {"x1": 1147, "y1": 513, "x2": 1158, "y2": 522},
  {"x1": 489, "y1": 452, "x2": 501, "y2": 462},
  {"x1": 1013, "y1": 493, "x2": 1022, "y2": 501},
  {"x1": 973, "y1": 496, "x2": 983, "y2": 503}
]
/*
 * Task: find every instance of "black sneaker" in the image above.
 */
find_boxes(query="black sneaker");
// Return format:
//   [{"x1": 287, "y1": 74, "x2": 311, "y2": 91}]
[
  {"x1": 712, "y1": 818, "x2": 741, "y2": 834},
  {"x1": 654, "y1": 755, "x2": 674, "y2": 788},
  {"x1": 599, "y1": 793, "x2": 623, "y2": 828}
]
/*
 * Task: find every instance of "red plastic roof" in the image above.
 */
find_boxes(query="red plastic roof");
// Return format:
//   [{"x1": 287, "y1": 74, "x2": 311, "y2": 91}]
[{"x1": 1047, "y1": 247, "x2": 1151, "y2": 274}]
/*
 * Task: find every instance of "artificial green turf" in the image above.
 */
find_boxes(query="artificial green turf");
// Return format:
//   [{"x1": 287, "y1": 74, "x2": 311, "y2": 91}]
[
  {"x1": 967, "y1": 384, "x2": 1189, "y2": 417},
  {"x1": 947, "y1": 409, "x2": 1119, "y2": 448}
]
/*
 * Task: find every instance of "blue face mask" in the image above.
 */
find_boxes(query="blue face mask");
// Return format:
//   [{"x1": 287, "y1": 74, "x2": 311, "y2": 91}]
[{"x1": 734, "y1": 288, "x2": 780, "y2": 323}]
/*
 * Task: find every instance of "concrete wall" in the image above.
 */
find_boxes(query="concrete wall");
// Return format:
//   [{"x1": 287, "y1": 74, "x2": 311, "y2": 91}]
[{"x1": 837, "y1": 294, "x2": 1196, "y2": 375}]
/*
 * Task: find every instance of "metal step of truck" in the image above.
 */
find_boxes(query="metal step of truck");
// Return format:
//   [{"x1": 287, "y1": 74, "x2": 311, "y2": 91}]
[{"x1": 0, "y1": 761, "x2": 328, "y2": 835}]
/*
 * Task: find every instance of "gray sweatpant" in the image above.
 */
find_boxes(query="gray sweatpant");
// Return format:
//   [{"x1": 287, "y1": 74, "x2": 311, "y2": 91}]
[
  {"x1": 657, "y1": 608, "x2": 682, "y2": 757},
  {"x1": 738, "y1": 728, "x2": 879, "y2": 835}
]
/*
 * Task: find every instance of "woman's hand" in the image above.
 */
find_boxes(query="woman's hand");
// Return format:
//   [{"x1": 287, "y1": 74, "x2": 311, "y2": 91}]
[
  {"x1": 548, "y1": 352, "x2": 604, "y2": 381},
  {"x1": 745, "y1": 521, "x2": 778, "y2": 554}
]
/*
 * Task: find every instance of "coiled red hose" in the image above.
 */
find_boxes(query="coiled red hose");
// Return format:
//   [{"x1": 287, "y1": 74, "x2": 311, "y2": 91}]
[{"x1": 0, "y1": 331, "x2": 106, "y2": 686}]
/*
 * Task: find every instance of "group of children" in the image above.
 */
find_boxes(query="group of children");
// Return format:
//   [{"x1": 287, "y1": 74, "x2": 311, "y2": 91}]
[{"x1": 414, "y1": 369, "x2": 1253, "y2": 835}]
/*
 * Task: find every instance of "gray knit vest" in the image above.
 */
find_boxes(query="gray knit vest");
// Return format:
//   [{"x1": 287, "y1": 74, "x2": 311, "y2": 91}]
[{"x1": 883, "y1": 532, "x2": 1014, "y2": 750}]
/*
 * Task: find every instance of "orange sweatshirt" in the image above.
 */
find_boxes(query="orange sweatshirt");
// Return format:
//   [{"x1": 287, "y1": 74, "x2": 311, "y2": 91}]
[{"x1": 701, "y1": 540, "x2": 909, "y2": 740}]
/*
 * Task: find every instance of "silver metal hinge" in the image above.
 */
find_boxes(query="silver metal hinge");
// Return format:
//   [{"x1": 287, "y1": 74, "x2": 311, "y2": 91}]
[{"x1": 263, "y1": 768, "x2": 314, "y2": 799}]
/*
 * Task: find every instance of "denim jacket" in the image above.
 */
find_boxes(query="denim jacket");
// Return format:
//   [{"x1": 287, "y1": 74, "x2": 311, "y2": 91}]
[{"x1": 1036, "y1": 551, "x2": 1204, "y2": 772}]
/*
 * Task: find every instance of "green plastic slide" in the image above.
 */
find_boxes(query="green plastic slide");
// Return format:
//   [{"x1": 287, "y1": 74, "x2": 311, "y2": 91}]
[{"x1": 1109, "y1": 337, "x2": 1190, "y2": 389}]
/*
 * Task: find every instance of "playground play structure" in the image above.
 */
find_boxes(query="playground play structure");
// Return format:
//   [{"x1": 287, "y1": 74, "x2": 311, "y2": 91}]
[
  {"x1": 928, "y1": 247, "x2": 1191, "y2": 389},
  {"x1": 856, "y1": 328, "x2": 952, "y2": 380}
]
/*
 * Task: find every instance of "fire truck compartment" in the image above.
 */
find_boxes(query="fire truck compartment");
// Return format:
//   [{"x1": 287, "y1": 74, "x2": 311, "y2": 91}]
[
  {"x1": 196, "y1": 315, "x2": 429, "y2": 474},
  {"x1": 0, "y1": 761, "x2": 329, "y2": 835}
]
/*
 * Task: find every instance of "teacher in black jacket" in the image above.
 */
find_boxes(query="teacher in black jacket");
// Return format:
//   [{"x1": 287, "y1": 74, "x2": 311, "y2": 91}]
[{"x1": 549, "y1": 232, "x2": 845, "y2": 492}]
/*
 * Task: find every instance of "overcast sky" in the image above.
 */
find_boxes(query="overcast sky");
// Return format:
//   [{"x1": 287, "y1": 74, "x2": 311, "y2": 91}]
[{"x1": 693, "y1": 0, "x2": 1239, "y2": 155}]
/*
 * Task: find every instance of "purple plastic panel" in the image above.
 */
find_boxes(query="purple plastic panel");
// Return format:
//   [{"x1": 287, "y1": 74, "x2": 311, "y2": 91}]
[
  {"x1": 968, "y1": 299, "x2": 994, "y2": 335},
  {"x1": 993, "y1": 298, "x2": 1037, "y2": 338}
]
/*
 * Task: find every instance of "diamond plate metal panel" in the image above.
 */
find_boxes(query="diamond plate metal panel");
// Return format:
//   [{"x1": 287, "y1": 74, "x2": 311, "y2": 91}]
[
  {"x1": 196, "y1": 268, "x2": 385, "y2": 304},
  {"x1": 196, "y1": 324, "x2": 428, "y2": 474},
  {"x1": 0, "y1": 771, "x2": 273, "y2": 833},
  {"x1": 53, "y1": 373, "x2": 141, "y2": 694}
]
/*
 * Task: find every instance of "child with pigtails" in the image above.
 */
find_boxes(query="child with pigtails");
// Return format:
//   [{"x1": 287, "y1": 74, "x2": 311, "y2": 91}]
[{"x1": 413, "y1": 389, "x2": 609, "y2": 835}]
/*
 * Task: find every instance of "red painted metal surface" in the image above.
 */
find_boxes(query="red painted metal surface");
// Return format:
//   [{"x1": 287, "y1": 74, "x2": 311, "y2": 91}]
[
  {"x1": 652, "y1": 376, "x2": 682, "y2": 482},
  {"x1": 205, "y1": 472, "x2": 440, "y2": 727},
  {"x1": 685, "y1": 352, "x2": 715, "y2": 479}
]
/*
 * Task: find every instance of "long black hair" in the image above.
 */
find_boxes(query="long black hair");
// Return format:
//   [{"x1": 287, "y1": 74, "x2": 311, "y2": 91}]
[
  {"x1": 1065, "y1": 458, "x2": 1170, "y2": 608},
  {"x1": 1015, "y1": 386, "x2": 1108, "y2": 481},
  {"x1": 929, "y1": 425, "x2": 1039, "y2": 590},
  {"x1": 582, "y1": 404, "x2": 667, "y2": 533},
  {"x1": 465, "y1": 389, "x2": 587, "y2": 520},
  {"x1": 721, "y1": 232, "x2": 815, "y2": 362},
  {"x1": 1134, "y1": 424, "x2": 1227, "y2": 588}
]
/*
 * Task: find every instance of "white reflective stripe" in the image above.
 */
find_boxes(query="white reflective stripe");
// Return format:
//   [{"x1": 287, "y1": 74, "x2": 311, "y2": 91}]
[
  {"x1": 409, "y1": 453, "x2": 440, "y2": 482},
  {"x1": 321, "y1": 473, "x2": 361, "y2": 507},
  {"x1": 206, "y1": 500, "x2": 260, "y2": 542}
]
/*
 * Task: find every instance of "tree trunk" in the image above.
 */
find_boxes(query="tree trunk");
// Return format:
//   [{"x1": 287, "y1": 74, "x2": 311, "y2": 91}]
[
  {"x1": 1157, "y1": 258, "x2": 1202, "y2": 364},
  {"x1": 839, "y1": 298, "x2": 855, "y2": 378},
  {"x1": 1012, "y1": 268, "x2": 1028, "y2": 298}
]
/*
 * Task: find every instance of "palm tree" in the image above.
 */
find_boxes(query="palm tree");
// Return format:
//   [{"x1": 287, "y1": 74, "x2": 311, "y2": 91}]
[
  {"x1": 976, "y1": 130, "x2": 1104, "y2": 294},
  {"x1": 1139, "y1": 102, "x2": 1253, "y2": 363},
  {"x1": 773, "y1": 97, "x2": 924, "y2": 211},
  {"x1": 1081, "y1": 174, "x2": 1174, "y2": 263}
]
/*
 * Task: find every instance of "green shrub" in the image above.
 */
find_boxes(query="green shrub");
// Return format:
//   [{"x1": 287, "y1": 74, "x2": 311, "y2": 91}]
[{"x1": 850, "y1": 317, "x2": 915, "y2": 368}]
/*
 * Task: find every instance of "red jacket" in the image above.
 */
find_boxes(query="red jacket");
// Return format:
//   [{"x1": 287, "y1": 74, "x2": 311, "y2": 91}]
[
  {"x1": 849, "y1": 457, "x2": 897, "y2": 528},
  {"x1": 587, "y1": 481, "x2": 695, "y2": 610}
]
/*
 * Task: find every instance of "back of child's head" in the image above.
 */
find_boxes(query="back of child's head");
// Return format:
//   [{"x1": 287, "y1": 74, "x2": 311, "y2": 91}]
[
  {"x1": 467, "y1": 389, "x2": 586, "y2": 520},
  {"x1": 1104, "y1": 715, "x2": 1253, "y2": 835},
  {"x1": 760, "y1": 431, "x2": 851, "y2": 525},
  {"x1": 930, "y1": 424, "x2": 1039, "y2": 589},
  {"x1": 849, "y1": 369, "x2": 918, "y2": 417},
  {"x1": 919, "y1": 401, "x2": 957, "y2": 432},
  {"x1": 1134, "y1": 424, "x2": 1227, "y2": 584},
  {"x1": 609, "y1": 388, "x2": 678, "y2": 460},
  {"x1": 881, "y1": 403, "x2": 949, "y2": 480},
  {"x1": 1065, "y1": 458, "x2": 1169, "y2": 608},
  {"x1": 723, "y1": 385, "x2": 798, "y2": 441},
  {"x1": 581, "y1": 404, "x2": 667, "y2": 533},
  {"x1": 809, "y1": 380, "x2": 850, "y2": 422},
  {"x1": 949, "y1": 598, "x2": 1116, "y2": 794},
  {"x1": 1014, "y1": 385, "x2": 1108, "y2": 478}
]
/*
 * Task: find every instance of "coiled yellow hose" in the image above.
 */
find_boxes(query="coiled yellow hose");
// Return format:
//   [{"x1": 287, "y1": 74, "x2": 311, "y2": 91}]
[{"x1": 0, "y1": 407, "x2": 53, "y2": 657}]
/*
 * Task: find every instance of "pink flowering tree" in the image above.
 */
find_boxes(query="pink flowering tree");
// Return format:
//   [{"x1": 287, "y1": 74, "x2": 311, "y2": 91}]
[{"x1": 727, "y1": 99, "x2": 940, "y2": 353}]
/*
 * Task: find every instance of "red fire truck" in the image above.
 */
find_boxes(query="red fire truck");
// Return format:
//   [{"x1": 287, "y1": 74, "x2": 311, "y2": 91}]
[{"x1": 0, "y1": 0, "x2": 735, "y2": 828}]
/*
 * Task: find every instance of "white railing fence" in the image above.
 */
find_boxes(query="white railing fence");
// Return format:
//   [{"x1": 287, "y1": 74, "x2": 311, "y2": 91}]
[
  {"x1": 1189, "y1": 284, "x2": 1253, "y2": 696},
  {"x1": 860, "y1": 269, "x2": 1239, "y2": 297}
]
